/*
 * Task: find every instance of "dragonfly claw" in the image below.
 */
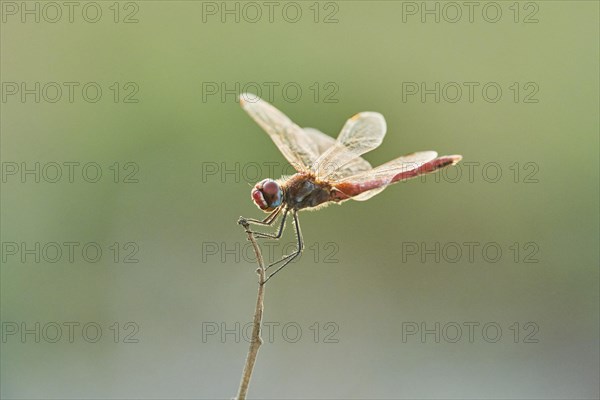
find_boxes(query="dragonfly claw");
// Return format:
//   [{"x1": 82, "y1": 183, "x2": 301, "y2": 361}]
[{"x1": 237, "y1": 217, "x2": 249, "y2": 228}]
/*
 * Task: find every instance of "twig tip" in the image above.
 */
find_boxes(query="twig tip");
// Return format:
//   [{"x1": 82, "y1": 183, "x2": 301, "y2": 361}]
[{"x1": 238, "y1": 217, "x2": 250, "y2": 229}]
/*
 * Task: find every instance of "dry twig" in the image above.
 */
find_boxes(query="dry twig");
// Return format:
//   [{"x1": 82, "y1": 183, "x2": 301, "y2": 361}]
[{"x1": 235, "y1": 218, "x2": 266, "y2": 400}]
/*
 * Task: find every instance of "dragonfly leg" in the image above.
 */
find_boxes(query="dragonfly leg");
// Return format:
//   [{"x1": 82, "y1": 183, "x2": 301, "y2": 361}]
[
  {"x1": 239, "y1": 207, "x2": 282, "y2": 227},
  {"x1": 264, "y1": 211, "x2": 303, "y2": 283},
  {"x1": 251, "y1": 209, "x2": 288, "y2": 240}
]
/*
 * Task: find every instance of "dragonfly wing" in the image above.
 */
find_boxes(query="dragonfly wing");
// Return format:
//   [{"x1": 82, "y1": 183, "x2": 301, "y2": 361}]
[
  {"x1": 304, "y1": 127, "x2": 373, "y2": 180},
  {"x1": 240, "y1": 93, "x2": 320, "y2": 172},
  {"x1": 302, "y1": 127, "x2": 335, "y2": 155},
  {"x1": 312, "y1": 112, "x2": 386, "y2": 180},
  {"x1": 330, "y1": 157, "x2": 373, "y2": 181},
  {"x1": 332, "y1": 152, "x2": 462, "y2": 201}
]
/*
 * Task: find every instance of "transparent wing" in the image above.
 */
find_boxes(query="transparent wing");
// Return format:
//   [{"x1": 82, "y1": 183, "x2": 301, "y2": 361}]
[
  {"x1": 330, "y1": 157, "x2": 374, "y2": 182},
  {"x1": 240, "y1": 93, "x2": 319, "y2": 172},
  {"x1": 311, "y1": 112, "x2": 386, "y2": 180},
  {"x1": 333, "y1": 151, "x2": 448, "y2": 201},
  {"x1": 303, "y1": 128, "x2": 373, "y2": 180},
  {"x1": 302, "y1": 127, "x2": 335, "y2": 156}
]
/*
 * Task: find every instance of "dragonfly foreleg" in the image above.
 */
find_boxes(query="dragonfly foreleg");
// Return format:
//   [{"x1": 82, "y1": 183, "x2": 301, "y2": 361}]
[
  {"x1": 252, "y1": 209, "x2": 288, "y2": 240},
  {"x1": 240, "y1": 207, "x2": 282, "y2": 227},
  {"x1": 264, "y1": 211, "x2": 303, "y2": 283}
]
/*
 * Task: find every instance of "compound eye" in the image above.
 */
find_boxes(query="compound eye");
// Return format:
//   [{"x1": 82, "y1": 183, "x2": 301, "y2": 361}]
[
  {"x1": 251, "y1": 188, "x2": 267, "y2": 209},
  {"x1": 262, "y1": 180, "x2": 279, "y2": 195}
]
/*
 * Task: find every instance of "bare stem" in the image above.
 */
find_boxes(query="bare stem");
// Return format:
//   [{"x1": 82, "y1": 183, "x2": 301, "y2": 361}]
[{"x1": 235, "y1": 218, "x2": 266, "y2": 400}]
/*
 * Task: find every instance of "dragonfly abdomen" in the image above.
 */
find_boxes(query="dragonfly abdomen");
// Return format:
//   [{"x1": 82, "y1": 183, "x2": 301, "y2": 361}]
[{"x1": 331, "y1": 155, "x2": 462, "y2": 200}]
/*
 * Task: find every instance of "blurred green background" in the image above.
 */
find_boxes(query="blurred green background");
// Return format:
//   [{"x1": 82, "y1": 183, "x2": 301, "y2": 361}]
[{"x1": 1, "y1": 1, "x2": 598, "y2": 399}]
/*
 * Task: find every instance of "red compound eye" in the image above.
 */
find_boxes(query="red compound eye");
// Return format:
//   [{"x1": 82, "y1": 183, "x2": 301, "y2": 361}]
[
  {"x1": 251, "y1": 188, "x2": 267, "y2": 209},
  {"x1": 262, "y1": 180, "x2": 279, "y2": 195}
]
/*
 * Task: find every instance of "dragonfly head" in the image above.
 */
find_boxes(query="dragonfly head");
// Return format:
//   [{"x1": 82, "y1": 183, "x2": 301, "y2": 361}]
[{"x1": 251, "y1": 179, "x2": 283, "y2": 212}]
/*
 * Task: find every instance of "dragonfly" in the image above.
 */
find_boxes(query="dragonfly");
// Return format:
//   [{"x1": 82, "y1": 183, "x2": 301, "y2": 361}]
[{"x1": 238, "y1": 93, "x2": 462, "y2": 282}]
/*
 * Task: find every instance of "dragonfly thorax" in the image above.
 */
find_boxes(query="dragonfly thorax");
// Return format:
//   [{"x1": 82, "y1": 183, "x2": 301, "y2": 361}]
[
  {"x1": 251, "y1": 178, "x2": 283, "y2": 212},
  {"x1": 281, "y1": 173, "x2": 336, "y2": 210}
]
